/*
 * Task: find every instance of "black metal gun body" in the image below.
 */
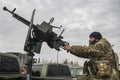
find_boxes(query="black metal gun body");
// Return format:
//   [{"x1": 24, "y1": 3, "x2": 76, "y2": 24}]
[{"x1": 3, "y1": 7, "x2": 65, "y2": 51}]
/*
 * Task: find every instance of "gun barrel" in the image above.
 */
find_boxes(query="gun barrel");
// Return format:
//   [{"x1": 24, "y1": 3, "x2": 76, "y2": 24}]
[
  {"x1": 3, "y1": 6, "x2": 36, "y2": 28},
  {"x1": 13, "y1": 13, "x2": 37, "y2": 28},
  {"x1": 13, "y1": 14, "x2": 32, "y2": 27}
]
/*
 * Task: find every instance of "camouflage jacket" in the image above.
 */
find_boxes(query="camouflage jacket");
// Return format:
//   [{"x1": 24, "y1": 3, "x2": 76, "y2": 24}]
[
  {"x1": 70, "y1": 38, "x2": 119, "y2": 80},
  {"x1": 69, "y1": 38, "x2": 113, "y2": 59}
]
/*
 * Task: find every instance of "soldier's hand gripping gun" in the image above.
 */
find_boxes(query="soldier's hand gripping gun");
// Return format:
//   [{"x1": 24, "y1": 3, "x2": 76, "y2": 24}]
[{"x1": 3, "y1": 7, "x2": 66, "y2": 53}]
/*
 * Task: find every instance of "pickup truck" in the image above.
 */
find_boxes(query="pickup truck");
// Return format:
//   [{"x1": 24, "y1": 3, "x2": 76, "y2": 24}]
[
  {"x1": 0, "y1": 52, "x2": 73, "y2": 80},
  {"x1": 32, "y1": 63, "x2": 73, "y2": 80}
]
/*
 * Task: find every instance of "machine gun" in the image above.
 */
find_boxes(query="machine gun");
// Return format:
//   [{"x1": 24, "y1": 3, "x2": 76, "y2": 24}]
[
  {"x1": 3, "y1": 6, "x2": 67, "y2": 80},
  {"x1": 3, "y1": 6, "x2": 66, "y2": 53}
]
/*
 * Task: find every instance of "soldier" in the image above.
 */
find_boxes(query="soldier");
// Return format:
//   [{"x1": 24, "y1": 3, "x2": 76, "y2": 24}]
[{"x1": 64, "y1": 31, "x2": 119, "y2": 80}]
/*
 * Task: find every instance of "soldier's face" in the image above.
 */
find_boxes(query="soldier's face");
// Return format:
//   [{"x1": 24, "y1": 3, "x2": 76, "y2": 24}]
[{"x1": 89, "y1": 37, "x2": 97, "y2": 45}]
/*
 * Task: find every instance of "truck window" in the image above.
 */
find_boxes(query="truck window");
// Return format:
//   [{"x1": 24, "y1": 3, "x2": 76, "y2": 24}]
[
  {"x1": 61, "y1": 65, "x2": 71, "y2": 76},
  {"x1": 0, "y1": 55, "x2": 19, "y2": 73},
  {"x1": 32, "y1": 65, "x2": 43, "y2": 76},
  {"x1": 47, "y1": 65, "x2": 71, "y2": 77}
]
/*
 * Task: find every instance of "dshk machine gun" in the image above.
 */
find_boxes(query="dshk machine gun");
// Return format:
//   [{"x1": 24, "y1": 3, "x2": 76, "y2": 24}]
[{"x1": 3, "y1": 6, "x2": 66, "y2": 80}]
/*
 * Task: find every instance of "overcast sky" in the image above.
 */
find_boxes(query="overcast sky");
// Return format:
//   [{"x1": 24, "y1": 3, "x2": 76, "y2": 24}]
[{"x1": 0, "y1": 0, "x2": 120, "y2": 65}]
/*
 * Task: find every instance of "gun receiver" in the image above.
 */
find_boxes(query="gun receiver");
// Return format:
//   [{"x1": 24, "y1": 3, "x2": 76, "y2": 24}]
[{"x1": 3, "y1": 6, "x2": 66, "y2": 52}]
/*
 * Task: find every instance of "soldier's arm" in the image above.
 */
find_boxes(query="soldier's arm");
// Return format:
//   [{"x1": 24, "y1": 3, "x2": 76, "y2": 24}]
[{"x1": 69, "y1": 45, "x2": 105, "y2": 58}]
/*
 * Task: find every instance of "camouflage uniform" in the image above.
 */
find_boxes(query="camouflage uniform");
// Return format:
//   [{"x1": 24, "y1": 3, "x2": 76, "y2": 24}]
[{"x1": 69, "y1": 38, "x2": 119, "y2": 80}]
